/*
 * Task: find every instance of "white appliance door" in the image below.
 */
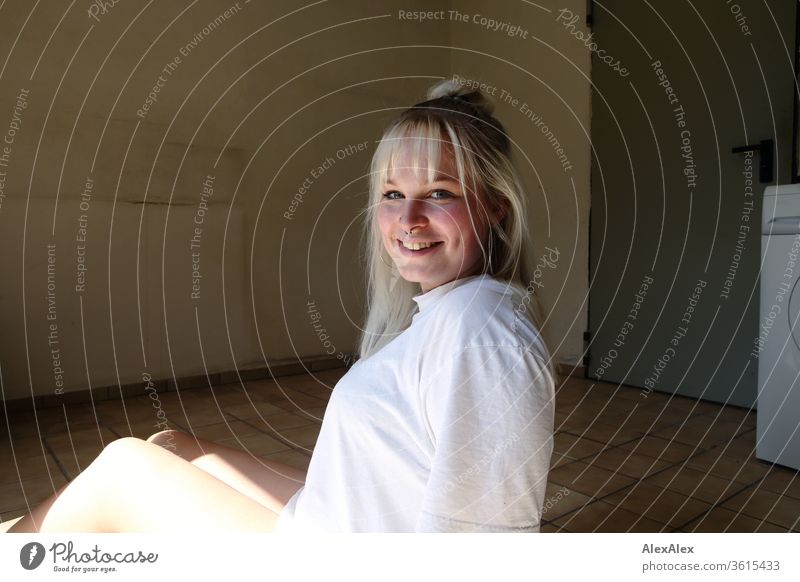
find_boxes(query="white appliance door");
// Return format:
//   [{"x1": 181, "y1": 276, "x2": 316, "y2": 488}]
[{"x1": 757, "y1": 231, "x2": 800, "y2": 469}]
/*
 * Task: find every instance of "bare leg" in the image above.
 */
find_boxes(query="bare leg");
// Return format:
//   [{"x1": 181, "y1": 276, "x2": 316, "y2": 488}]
[
  {"x1": 5, "y1": 437, "x2": 280, "y2": 533},
  {"x1": 145, "y1": 430, "x2": 306, "y2": 515},
  {"x1": 0, "y1": 516, "x2": 25, "y2": 533}
]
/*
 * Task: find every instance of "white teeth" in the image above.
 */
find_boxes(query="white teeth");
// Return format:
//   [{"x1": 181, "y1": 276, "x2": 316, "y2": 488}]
[{"x1": 401, "y1": 240, "x2": 438, "y2": 250}]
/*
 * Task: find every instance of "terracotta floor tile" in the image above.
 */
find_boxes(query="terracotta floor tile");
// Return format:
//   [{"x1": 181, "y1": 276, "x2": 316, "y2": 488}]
[
  {"x1": 190, "y1": 387, "x2": 251, "y2": 408},
  {"x1": 0, "y1": 418, "x2": 44, "y2": 439},
  {"x1": 257, "y1": 411, "x2": 318, "y2": 434},
  {"x1": 685, "y1": 448, "x2": 772, "y2": 483},
  {"x1": 221, "y1": 400, "x2": 286, "y2": 420},
  {"x1": 632, "y1": 405, "x2": 706, "y2": 436},
  {"x1": 261, "y1": 449, "x2": 312, "y2": 472},
  {"x1": 0, "y1": 452, "x2": 64, "y2": 485},
  {"x1": 618, "y1": 435, "x2": 702, "y2": 463},
  {"x1": 541, "y1": 482, "x2": 592, "y2": 520},
  {"x1": 757, "y1": 466, "x2": 800, "y2": 501},
  {"x1": 5, "y1": 404, "x2": 102, "y2": 437},
  {"x1": 553, "y1": 431, "x2": 608, "y2": 459},
  {"x1": 269, "y1": 375, "x2": 316, "y2": 390},
  {"x1": 601, "y1": 407, "x2": 692, "y2": 435},
  {"x1": 239, "y1": 378, "x2": 279, "y2": 392},
  {"x1": 643, "y1": 465, "x2": 749, "y2": 504},
  {"x1": 216, "y1": 432, "x2": 291, "y2": 457},
  {"x1": 169, "y1": 394, "x2": 231, "y2": 414},
  {"x1": 651, "y1": 397, "x2": 697, "y2": 415},
  {"x1": 553, "y1": 500, "x2": 666, "y2": 532},
  {"x1": 605, "y1": 480, "x2": 712, "y2": 527},
  {"x1": 683, "y1": 506, "x2": 790, "y2": 533},
  {"x1": 562, "y1": 419, "x2": 643, "y2": 446},
  {"x1": 0, "y1": 474, "x2": 68, "y2": 513},
  {"x1": 584, "y1": 447, "x2": 672, "y2": 480},
  {"x1": 250, "y1": 386, "x2": 327, "y2": 411},
  {"x1": 275, "y1": 424, "x2": 322, "y2": 452},
  {"x1": 178, "y1": 419, "x2": 265, "y2": 443},
  {"x1": 550, "y1": 453, "x2": 576, "y2": 470},
  {"x1": 54, "y1": 448, "x2": 107, "y2": 479},
  {"x1": 721, "y1": 486, "x2": 800, "y2": 530},
  {"x1": 269, "y1": 392, "x2": 328, "y2": 414},
  {"x1": 312, "y1": 367, "x2": 349, "y2": 381},
  {"x1": 44, "y1": 429, "x2": 118, "y2": 476},
  {"x1": 547, "y1": 460, "x2": 637, "y2": 498},
  {"x1": 90, "y1": 399, "x2": 165, "y2": 424},
  {"x1": 45, "y1": 427, "x2": 117, "y2": 451},
  {"x1": 295, "y1": 406, "x2": 327, "y2": 422},
  {"x1": 615, "y1": 387, "x2": 671, "y2": 405},
  {"x1": 148, "y1": 391, "x2": 206, "y2": 410},
  {"x1": 557, "y1": 399, "x2": 619, "y2": 424},
  {"x1": 106, "y1": 419, "x2": 183, "y2": 440},
  {"x1": 171, "y1": 406, "x2": 231, "y2": 430},
  {"x1": 1, "y1": 435, "x2": 54, "y2": 461},
  {"x1": 553, "y1": 386, "x2": 587, "y2": 409},
  {"x1": 718, "y1": 432, "x2": 758, "y2": 460},
  {"x1": 652, "y1": 415, "x2": 751, "y2": 448},
  {"x1": 279, "y1": 379, "x2": 334, "y2": 401},
  {"x1": 664, "y1": 396, "x2": 728, "y2": 417},
  {"x1": 715, "y1": 405, "x2": 757, "y2": 426}
]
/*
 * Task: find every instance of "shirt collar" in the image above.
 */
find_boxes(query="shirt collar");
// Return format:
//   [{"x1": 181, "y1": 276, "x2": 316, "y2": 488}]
[{"x1": 411, "y1": 274, "x2": 487, "y2": 312}]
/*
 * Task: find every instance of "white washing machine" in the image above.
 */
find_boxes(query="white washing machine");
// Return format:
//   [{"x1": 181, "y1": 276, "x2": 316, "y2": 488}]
[{"x1": 758, "y1": 184, "x2": 800, "y2": 470}]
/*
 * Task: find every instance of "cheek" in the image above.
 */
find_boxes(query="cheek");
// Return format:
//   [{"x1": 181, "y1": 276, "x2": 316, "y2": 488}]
[
  {"x1": 376, "y1": 205, "x2": 394, "y2": 234},
  {"x1": 439, "y1": 206, "x2": 482, "y2": 247}
]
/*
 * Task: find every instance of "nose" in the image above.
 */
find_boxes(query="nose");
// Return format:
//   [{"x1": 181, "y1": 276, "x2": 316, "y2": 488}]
[{"x1": 398, "y1": 198, "x2": 429, "y2": 233}]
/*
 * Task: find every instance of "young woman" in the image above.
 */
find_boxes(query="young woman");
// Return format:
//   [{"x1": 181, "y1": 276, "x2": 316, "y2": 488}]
[{"x1": 4, "y1": 79, "x2": 555, "y2": 533}]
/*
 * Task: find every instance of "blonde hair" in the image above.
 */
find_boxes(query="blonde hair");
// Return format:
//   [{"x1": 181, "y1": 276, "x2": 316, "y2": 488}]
[{"x1": 358, "y1": 79, "x2": 554, "y2": 377}]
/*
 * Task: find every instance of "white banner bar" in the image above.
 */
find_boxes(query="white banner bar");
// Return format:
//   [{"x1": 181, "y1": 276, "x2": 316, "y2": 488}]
[{"x1": 1, "y1": 533, "x2": 797, "y2": 581}]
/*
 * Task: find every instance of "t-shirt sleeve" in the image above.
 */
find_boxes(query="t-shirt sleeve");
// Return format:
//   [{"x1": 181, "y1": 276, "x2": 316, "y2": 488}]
[{"x1": 415, "y1": 344, "x2": 555, "y2": 533}]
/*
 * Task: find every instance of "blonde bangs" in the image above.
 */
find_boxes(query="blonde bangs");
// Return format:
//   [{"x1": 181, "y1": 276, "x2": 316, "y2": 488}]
[{"x1": 370, "y1": 119, "x2": 453, "y2": 201}]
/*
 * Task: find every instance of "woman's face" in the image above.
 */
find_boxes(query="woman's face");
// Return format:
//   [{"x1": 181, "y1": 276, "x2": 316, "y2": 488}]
[{"x1": 377, "y1": 146, "x2": 501, "y2": 293}]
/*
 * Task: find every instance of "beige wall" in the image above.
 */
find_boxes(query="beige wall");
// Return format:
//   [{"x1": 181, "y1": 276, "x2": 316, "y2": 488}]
[{"x1": 0, "y1": 0, "x2": 588, "y2": 401}]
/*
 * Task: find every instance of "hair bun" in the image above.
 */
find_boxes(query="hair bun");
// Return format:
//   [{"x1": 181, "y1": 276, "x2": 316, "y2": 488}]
[{"x1": 425, "y1": 78, "x2": 495, "y2": 117}]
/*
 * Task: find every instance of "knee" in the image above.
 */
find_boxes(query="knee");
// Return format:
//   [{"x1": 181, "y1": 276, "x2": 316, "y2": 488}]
[
  {"x1": 104, "y1": 436, "x2": 147, "y2": 453},
  {"x1": 87, "y1": 436, "x2": 175, "y2": 485},
  {"x1": 92, "y1": 436, "x2": 150, "y2": 470},
  {"x1": 146, "y1": 429, "x2": 186, "y2": 452}
]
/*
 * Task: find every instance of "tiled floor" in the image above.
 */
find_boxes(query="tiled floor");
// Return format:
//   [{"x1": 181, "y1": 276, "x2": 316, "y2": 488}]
[{"x1": 1, "y1": 368, "x2": 798, "y2": 532}]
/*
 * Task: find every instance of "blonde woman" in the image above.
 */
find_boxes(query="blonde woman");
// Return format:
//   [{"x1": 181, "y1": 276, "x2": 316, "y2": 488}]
[{"x1": 4, "y1": 79, "x2": 555, "y2": 533}]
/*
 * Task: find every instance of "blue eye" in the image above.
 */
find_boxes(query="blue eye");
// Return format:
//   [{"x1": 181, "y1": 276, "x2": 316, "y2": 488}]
[{"x1": 381, "y1": 190, "x2": 454, "y2": 200}]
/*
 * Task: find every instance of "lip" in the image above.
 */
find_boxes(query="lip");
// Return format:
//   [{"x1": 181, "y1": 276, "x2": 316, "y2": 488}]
[{"x1": 396, "y1": 239, "x2": 443, "y2": 257}]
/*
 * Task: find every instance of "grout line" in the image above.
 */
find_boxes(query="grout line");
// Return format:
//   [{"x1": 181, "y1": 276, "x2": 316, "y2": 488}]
[
  {"x1": 672, "y1": 479, "x2": 768, "y2": 532},
  {"x1": 545, "y1": 446, "x2": 712, "y2": 529},
  {"x1": 547, "y1": 497, "x2": 670, "y2": 532},
  {"x1": 40, "y1": 435, "x2": 72, "y2": 483},
  {"x1": 225, "y1": 412, "x2": 313, "y2": 457}
]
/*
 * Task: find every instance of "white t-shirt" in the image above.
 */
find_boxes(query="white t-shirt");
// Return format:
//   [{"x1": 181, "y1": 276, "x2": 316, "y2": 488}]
[{"x1": 276, "y1": 274, "x2": 555, "y2": 533}]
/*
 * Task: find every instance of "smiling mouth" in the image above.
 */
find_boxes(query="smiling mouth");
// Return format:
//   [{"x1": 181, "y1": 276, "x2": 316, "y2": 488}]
[{"x1": 397, "y1": 239, "x2": 443, "y2": 252}]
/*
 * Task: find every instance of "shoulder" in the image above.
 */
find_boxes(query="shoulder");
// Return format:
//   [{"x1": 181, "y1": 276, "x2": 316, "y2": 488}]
[{"x1": 429, "y1": 275, "x2": 545, "y2": 355}]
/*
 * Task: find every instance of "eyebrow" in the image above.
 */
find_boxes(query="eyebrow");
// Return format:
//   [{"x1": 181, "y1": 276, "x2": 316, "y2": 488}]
[{"x1": 385, "y1": 173, "x2": 459, "y2": 186}]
